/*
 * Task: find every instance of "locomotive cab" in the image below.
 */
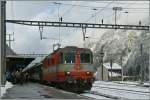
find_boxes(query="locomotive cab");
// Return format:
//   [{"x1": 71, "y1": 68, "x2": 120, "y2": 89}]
[{"x1": 58, "y1": 47, "x2": 94, "y2": 90}]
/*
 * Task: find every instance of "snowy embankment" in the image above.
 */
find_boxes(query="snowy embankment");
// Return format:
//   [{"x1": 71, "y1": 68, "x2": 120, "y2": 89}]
[
  {"x1": 87, "y1": 81, "x2": 149, "y2": 99},
  {"x1": 1, "y1": 81, "x2": 13, "y2": 97}
]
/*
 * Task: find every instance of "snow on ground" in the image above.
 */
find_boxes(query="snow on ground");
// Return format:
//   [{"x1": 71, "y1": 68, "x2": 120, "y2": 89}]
[
  {"x1": 90, "y1": 81, "x2": 149, "y2": 99},
  {"x1": 81, "y1": 93, "x2": 109, "y2": 99},
  {"x1": 1, "y1": 81, "x2": 13, "y2": 97},
  {"x1": 93, "y1": 81, "x2": 149, "y2": 92}
]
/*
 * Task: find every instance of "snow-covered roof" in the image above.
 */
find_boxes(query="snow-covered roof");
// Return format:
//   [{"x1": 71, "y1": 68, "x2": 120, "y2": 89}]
[
  {"x1": 22, "y1": 57, "x2": 45, "y2": 72},
  {"x1": 108, "y1": 71, "x2": 121, "y2": 77},
  {"x1": 103, "y1": 63, "x2": 121, "y2": 70}
]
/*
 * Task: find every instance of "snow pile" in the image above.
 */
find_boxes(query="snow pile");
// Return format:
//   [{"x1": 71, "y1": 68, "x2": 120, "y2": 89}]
[{"x1": 1, "y1": 81, "x2": 13, "y2": 97}]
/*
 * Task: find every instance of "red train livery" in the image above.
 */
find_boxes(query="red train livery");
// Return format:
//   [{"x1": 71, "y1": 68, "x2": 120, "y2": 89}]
[{"x1": 24, "y1": 46, "x2": 95, "y2": 92}]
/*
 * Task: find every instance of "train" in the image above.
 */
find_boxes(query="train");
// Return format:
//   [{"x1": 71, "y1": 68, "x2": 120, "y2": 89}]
[{"x1": 23, "y1": 46, "x2": 95, "y2": 92}]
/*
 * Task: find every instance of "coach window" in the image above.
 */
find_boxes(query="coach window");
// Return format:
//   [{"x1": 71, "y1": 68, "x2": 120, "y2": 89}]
[
  {"x1": 64, "y1": 52, "x2": 75, "y2": 63},
  {"x1": 81, "y1": 53, "x2": 90, "y2": 63}
]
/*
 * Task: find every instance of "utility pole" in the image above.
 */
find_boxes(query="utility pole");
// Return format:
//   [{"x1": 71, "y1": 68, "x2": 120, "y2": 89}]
[
  {"x1": 140, "y1": 44, "x2": 144, "y2": 83},
  {"x1": 6, "y1": 33, "x2": 14, "y2": 49},
  {"x1": 149, "y1": 1, "x2": 150, "y2": 99},
  {"x1": 120, "y1": 54, "x2": 123, "y2": 82},
  {"x1": 82, "y1": 27, "x2": 86, "y2": 48},
  {"x1": 92, "y1": 8, "x2": 98, "y2": 24},
  {"x1": 113, "y1": 7, "x2": 122, "y2": 25},
  {"x1": 124, "y1": 11, "x2": 129, "y2": 24},
  {"x1": 0, "y1": 1, "x2": 6, "y2": 86},
  {"x1": 39, "y1": 26, "x2": 43, "y2": 40},
  {"x1": 100, "y1": 46, "x2": 104, "y2": 81},
  {"x1": 54, "y1": 2, "x2": 61, "y2": 44},
  {"x1": 110, "y1": 58, "x2": 113, "y2": 79}
]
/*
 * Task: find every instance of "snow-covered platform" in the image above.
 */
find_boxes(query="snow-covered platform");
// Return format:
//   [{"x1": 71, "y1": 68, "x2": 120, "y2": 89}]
[
  {"x1": 90, "y1": 81, "x2": 149, "y2": 99},
  {"x1": 1, "y1": 82, "x2": 88, "y2": 99}
]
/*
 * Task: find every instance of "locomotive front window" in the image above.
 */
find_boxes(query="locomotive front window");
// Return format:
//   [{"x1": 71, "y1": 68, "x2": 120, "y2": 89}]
[
  {"x1": 64, "y1": 52, "x2": 75, "y2": 63},
  {"x1": 81, "y1": 53, "x2": 90, "y2": 63}
]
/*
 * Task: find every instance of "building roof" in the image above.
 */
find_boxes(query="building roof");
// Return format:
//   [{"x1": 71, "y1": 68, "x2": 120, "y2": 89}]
[
  {"x1": 103, "y1": 63, "x2": 121, "y2": 70},
  {"x1": 108, "y1": 71, "x2": 121, "y2": 77},
  {"x1": 6, "y1": 44, "x2": 16, "y2": 56}
]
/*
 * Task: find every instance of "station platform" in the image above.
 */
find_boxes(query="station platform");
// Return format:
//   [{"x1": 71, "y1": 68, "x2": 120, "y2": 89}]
[{"x1": 2, "y1": 82, "x2": 88, "y2": 99}]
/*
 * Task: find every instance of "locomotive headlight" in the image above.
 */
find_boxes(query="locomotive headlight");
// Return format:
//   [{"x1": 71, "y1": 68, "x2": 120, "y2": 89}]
[
  {"x1": 67, "y1": 71, "x2": 70, "y2": 75},
  {"x1": 87, "y1": 71, "x2": 90, "y2": 75}
]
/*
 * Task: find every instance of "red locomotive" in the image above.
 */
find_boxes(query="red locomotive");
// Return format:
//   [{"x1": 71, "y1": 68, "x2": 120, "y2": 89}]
[{"x1": 23, "y1": 46, "x2": 95, "y2": 92}]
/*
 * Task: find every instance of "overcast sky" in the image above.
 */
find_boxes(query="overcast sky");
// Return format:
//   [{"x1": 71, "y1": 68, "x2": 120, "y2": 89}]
[{"x1": 6, "y1": 1, "x2": 149, "y2": 54}]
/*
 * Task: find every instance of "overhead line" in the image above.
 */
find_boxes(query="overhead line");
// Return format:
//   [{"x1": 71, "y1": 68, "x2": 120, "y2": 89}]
[
  {"x1": 91, "y1": 1, "x2": 148, "y2": 4},
  {"x1": 85, "y1": 1, "x2": 114, "y2": 23},
  {"x1": 52, "y1": 2, "x2": 107, "y2": 9},
  {"x1": 61, "y1": 1, "x2": 77, "y2": 17},
  {"x1": 51, "y1": 2, "x2": 148, "y2": 10}
]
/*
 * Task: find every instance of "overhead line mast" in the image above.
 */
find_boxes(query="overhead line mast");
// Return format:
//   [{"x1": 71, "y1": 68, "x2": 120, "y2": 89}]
[
  {"x1": 6, "y1": 20, "x2": 149, "y2": 31},
  {"x1": 6, "y1": 19, "x2": 149, "y2": 43}
]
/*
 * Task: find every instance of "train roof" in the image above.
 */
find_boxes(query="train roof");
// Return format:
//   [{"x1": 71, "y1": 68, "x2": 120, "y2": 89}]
[
  {"x1": 22, "y1": 56, "x2": 45, "y2": 72},
  {"x1": 62, "y1": 46, "x2": 92, "y2": 53},
  {"x1": 50, "y1": 46, "x2": 92, "y2": 54},
  {"x1": 22, "y1": 46, "x2": 92, "y2": 72}
]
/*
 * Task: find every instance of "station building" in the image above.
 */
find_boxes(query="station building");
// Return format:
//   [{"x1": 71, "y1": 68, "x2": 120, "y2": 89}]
[{"x1": 6, "y1": 44, "x2": 35, "y2": 73}]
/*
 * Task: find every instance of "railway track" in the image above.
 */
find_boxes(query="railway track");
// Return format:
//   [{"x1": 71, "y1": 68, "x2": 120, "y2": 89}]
[
  {"x1": 93, "y1": 85, "x2": 149, "y2": 94},
  {"x1": 80, "y1": 91, "x2": 117, "y2": 99},
  {"x1": 80, "y1": 81, "x2": 149, "y2": 99},
  {"x1": 93, "y1": 81, "x2": 149, "y2": 93},
  {"x1": 38, "y1": 81, "x2": 149, "y2": 99},
  {"x1": 81, "y1": 87, "x2": 148, "y2": 99}
]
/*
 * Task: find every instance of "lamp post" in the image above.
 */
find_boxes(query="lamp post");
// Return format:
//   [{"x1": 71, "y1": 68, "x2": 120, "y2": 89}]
[{"x1": 100, "y1": 46, "x2": 104, "y2": 81}]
